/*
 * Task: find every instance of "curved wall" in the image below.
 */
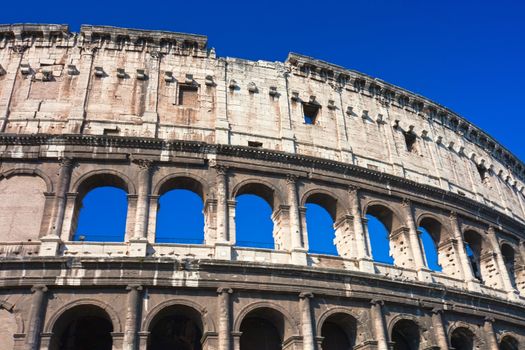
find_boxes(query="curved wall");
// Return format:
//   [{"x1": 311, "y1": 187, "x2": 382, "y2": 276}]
[{"x1": 0, "y1": 24, "x2": 524, "y2": 350}]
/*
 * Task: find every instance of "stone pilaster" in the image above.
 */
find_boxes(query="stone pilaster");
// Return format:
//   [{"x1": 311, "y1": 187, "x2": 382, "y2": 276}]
[
  {"x1": 299, "y1": 292, "x2": 315, "y2": 350},
  {"x1": 483, "y1": 317, "x2": 498, "y2": 350},
  {"x1": 25, "y1": 285, "x2": 47, "y2": 350},
  {"x1": 217, "y1": 287, "x2": 233, "y2": 350},
  {"x1": 214, "y1": 165, "x2": 232, "y2": 259},
  {"x1": 348, "y1": 186, "x2": 374, "y2": 273},
  {"x1": 68, "y1": 46, "x2": 95, "y2": 133},
  {"x1": 370, "y1": 300, "x2": 389, "y2": 350},
  {"x1": 430, "y1": 308, "x2": 449, "y2": 350},
  {"x1": 487, "y1": 226, "x2": 519, "y2": 300},
  {"x1": 0, "y1": 45, "x2": 26, "y2": 132},
  {"x1": 402, "y1": 198, "x2": 432, "y2": 282},
  {"x1": 123, "y1": 285, "x2": 142, "y2": 350},
  {"x1": 449, "y1": 212, "x2": 480, "y2": 291},
  {"x1": 41, "y1": 158, "x2": 75, "y2": 256},
  {"x1": 287, "y1": 175, "x2": 307, "y2": 264}
]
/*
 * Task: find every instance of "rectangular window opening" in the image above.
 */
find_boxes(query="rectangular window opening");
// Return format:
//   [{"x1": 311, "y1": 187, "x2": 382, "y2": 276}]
[
  {"x1": 178, "y1": 84, "x2": 199, "y2": 107},
  {"x1": 248, "y1": 141, "x2": 263, "y2": 148},
  {"x1": 303, "y1": 103, "x2": 319, "y2": 125}
]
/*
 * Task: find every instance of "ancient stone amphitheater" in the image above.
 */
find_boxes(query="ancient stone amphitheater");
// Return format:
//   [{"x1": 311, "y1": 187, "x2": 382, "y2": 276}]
[{"x1": 0, "y1": 23, "x2": 523, "y2": 350}]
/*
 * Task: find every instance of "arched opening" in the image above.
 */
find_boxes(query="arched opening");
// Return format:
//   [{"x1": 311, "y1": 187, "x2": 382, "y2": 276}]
[
  {"x1": 463, "y1": 230, "x2": 483, "y2": 282},
  {"x1": 450, "y1": 327, "x2": 475, "y2": 350},
  {"x1": 500, "y1": 335, "x2": 519, "y2": 350},
  {"x1": 391, "y1": 319, "x2": 420, "y2": 350},
  {"x1": 74, "y1": 174, "x2": 129, "y2": 242},
  {"x1": 418, "y1": 217, "x2": 443, "y2": 272},
  {"x1": 365, "y1": 204, "x2": 400, "y2": 265},
  {"x1": 0, "y1": 175, "x2": 46, "y2": 242},
  {"x1": 501, "y1": 244, "x2": 518, "y2": 289},
  {"x1": 148, "y1": 304, "x2": 203, "y2": 350},
  {"x1": 50, "y1": 304, "x2": 113, "y2": 350},
  {"x1": 305, "y1": 193, "x2": 338, "y2": 256},
  {"x1": 235, "y1": 183, "x2": 275, "y2": 249},
  {"x1": 320, "y1": 312, "x2": 356, "y2": 350},
  {"x1": 0, "y1": 308, "x2": 16, "y2": 350},
  {"x1": 240, "y1": 307, "x2": 284, "y2": 350},
  {"x1": 155, "y1": 177, "x2": 205, "y2": 244}
]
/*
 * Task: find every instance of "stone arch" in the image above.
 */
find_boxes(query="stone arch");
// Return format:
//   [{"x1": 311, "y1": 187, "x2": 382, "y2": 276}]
[
  {"x1": 416, "y1": 213, "x2": 453, "y2": 273},
  {"x1": 316, "y1": 307, "x2": 370, "y2": 346},
  {"x1": 153, "y1": 173, "x2": 210, "y2": 200},
  {"x1": 71, "y1": 169, "x2": 136, "y2": 198},
  {"x1": 0, "y1": 304, "x2": 20, "y2": 349},
  {"x1": 300, "y1": 188, "x2": 347, "y2": 221},
  {"x1": 462, "y1": 228, "x2": 493, "y2": 284},
  {"x1": 0, "y1": 171, "x2": 49, "y2": 241},
  {"x1": 231, "y1": 178, "x2": 284, "y2": 209},
  {"x1": 500, "y1": 241, "x2": 522, "y2": 290},
  {"x1": 0, "y1": 167, "x2": 54, "y2": 193},
  {"x1": 499, "y1": 333, "x2": 520, "y2": 350},
  {"x1": 447, "y1": 321, "x2": 483, "y2": 350},
  {"x1": 362, "y1": 199, "x2": 404, "y2": 233},
  {"x1": 233, "y1": 301, "x2": 300, "y2": 340},
  {"x1": 44, "y1": 298, "x2": 122, "y2": 333},
  {"x1": 141, "y1": 298, "x2": 215, "y2": 334},
  {"x1": 388, "y1": 314, "x2": 426, "y2": 350}
]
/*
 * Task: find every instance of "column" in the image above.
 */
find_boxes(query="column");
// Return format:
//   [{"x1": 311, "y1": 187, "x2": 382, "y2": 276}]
[
  {"x1": 130, "y1": 159, "x2": 153, "y2": 257},
  {"x1": 483, "y1": 317, "x2": 499, "y2": 350},
  {"x1": 431, "y1": 308, "x2": 449, "y2": 350},
  {"x1": 449, "y1": 212, "x2": 479, "y2": 291},
  {"x1": 217, "y1": 287, "x2": 233, "y2": 350},
  {"x1": 142, "y1": 51, "x2": 161, "y2": 136},
  {"x1": 25, "y1": 285, "x2": 47, "y2": 350},
  {"x1": 214, "y1": 165, "x2": 232, "y2": 259},
  {"x1": 370, "y1": 300, "x2": 389, "y2": 350},
  {"x1": 487, "y1": 226, "x2": 519, "y2": 299},
  {"x1": 287, "y1": 176, "x2": 307, "y2": 265},
  {"x1": 348, "y1": 186, "x2": 374, "y2": 273},
  {"x1": 299, "y1": 292, "x2": 315, "y2": 350},
  {"x1": 402, "y1": 199, "x2": 429, "y2": 281},
  {"x1": 0, "y1": 45, "x2": 26, "y2": 132},
  {"x1": 68, "y1": 46, "x2": 95, "y2": 133},
  {"x1": 40, "y1": 159, "x2": 74, "y2": 256},
  {"x1": 123, "y1": 285, "x2": 142, "y2": 350}
]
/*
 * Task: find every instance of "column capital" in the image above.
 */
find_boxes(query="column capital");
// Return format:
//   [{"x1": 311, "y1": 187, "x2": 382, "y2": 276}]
[
  {"x1": 431, "y1": 307, "x2": 444, "y2": 315},
  {"x1": 58, "y1": 157, "x2": 75, "y2": 168},
  {"x1": 214, "y1": 165, "x2": 229, "y2": 176},
  {"x1": 132, "y1": 158, "x2": 154, "y2": 170},
  {"x1": 217, "y1": 287, "x2": 233, "y2": 295},
  {"x1": 31, "y1": 284, "x2": 48, "y2": 293},
  {"x1": 348, "y1": 184, "x2": 360, "y2": 194},
  {"x1": 484, "y1": 316, "x2": 495, "y2": 324},
  {"x1": 487, "y1": 226, "x2": 496, "y2": 235},
  {"x1": 286, "y1": 174, "x2": 300, "y2": 184},
  {"x1": 299, "y1": 292, "x2": 314, "y2": 299},
  {"x1": 126, "y1": 284, "x2": 143, "y2": 291},
  {"x1": 370, "y1": 299, "x2": 384, "y2": 306},
  {"x1": 401, "y1": 197, "x2": 412, "y2": 208},
  {"x1": 449, "y1": 210, "x2": 458, "y2": 220}
]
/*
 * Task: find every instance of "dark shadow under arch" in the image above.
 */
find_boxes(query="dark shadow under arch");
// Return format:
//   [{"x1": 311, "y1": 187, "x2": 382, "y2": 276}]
[
  {"x1": 391, "y1": 319, "x2": 420, "y2": 350},
  {"x1": 147, "y1": 304, "x2": 203, "y2": 350},
  {"x1": 49, "y1": 304, "x2": 113, "y2": 350},
  {"x1": 320, "y1": 312, "x2": 357, "y2": 350},
  {"x1": 450, "y1": 326, "x2": 475, "y2": 350},
  {"x1": 500, "y1": 335, "x2": 519, "y2": 350},
  {"x1": 239, "y1": 307, "x2": 285, "y2": 350}
]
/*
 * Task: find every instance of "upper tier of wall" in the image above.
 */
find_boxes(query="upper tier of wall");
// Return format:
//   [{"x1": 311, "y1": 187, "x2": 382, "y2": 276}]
[{"x1": 0, "y1": 24, "x2": 524, "y2": 224}]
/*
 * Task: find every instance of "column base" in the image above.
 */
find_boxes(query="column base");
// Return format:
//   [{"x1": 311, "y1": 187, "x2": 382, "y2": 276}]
[
  {"x1": 417, "y1": 268, "x2": 434, "y2": 283},
  {"x1": 39, "y1": 236, "x2": 62, "y2": 256},
  {"x1": 359, "y1": 258, "x2": 376, "y2": 274},
  {"x1": 354, "y1": 340, "x2": 379, "y2": 350},
  {"x1": 466, "y1": 279, "x2": 482, "y2": 293},
  {"x1": 215, "y1": 242, "x2": 232, "y2": 260},
  {"x1": 129, "y1": 238, "x2": 149, "y2": 257},
  {"x1": 291, "y1": 249, "x2": 308, "y2": 265}
]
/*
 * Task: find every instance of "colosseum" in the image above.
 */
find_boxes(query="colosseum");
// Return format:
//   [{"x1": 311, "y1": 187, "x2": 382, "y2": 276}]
[{"x1": 0, "y1": 23, "x2": 523, "y2": 350}]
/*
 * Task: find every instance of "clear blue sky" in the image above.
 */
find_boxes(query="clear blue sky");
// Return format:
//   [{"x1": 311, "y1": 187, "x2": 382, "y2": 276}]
[{"x1": 6, "y1": 0, "x2": 520, "y2": 268}]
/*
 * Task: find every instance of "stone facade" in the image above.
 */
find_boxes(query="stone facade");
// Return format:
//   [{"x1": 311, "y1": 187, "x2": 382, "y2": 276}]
[{"x1": 0, "y1": 24, "x2": 523, "y2": 350}]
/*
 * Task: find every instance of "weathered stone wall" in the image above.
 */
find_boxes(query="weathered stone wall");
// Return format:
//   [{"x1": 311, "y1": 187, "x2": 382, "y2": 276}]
[{"x1": 0, "y1": 24, "x2": 524, "y2": 350}]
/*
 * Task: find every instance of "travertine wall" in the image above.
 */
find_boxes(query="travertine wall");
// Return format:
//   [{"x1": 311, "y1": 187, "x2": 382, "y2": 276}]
[
  {"x1": 1, "y1": 24, "x2": 524, "y2": 224},
  {"x1": 0, "y1": 24, "x2": 524, "y2": 350}
]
